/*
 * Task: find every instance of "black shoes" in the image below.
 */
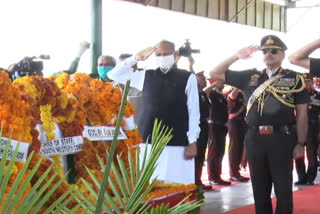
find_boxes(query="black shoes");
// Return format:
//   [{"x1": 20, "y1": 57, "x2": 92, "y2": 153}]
[
  {"x1": 307, "y1": 181, "x2": 315, "y2": 185},
  {"x1": 230, "y1": 175, "x2": 250, "y2": 182},
  {"x1": 209, "y1": 178, "x2": 231, "y2": 185},
  {"x1": 294, "y1": 179, "x2": 314, "y2": 186},
  {"x1": 196, "y1": 183, "x2": 213, "y2": 191},
  {"x1": 294, "y1": 179, "x2": 307, "y2": 185}
]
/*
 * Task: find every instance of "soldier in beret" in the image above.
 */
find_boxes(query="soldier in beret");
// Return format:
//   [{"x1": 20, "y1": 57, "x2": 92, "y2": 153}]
[
  {"x1": 209, "y1": 35, "x2": 309, "y2": 214},
  {"x1": 294, "y1": 74, "x2": 320, "y2": 185}
]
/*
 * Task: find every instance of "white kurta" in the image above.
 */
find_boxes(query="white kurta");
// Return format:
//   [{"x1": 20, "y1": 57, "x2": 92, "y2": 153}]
[{"x1": 139, "y1": 143, "x2": 195, "y2": 184}]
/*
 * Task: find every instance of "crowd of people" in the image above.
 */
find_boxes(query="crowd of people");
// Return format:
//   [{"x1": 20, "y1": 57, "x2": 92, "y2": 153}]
[
  {"x1": 2, "y1": 36, "x2": 320, "y2": 214},
  {"x1": 106, "y1": 36, "x2": 320, "y2": 214}
]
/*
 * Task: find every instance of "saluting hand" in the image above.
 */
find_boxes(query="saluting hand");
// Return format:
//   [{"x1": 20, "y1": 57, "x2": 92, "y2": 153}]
[
  {"x1": 135, "y1": 46, "x2": 156, "y2": 61},
  {"x1": 236, "y1": 45, "x2": 260, "y2": 60},
  {"x1": 184, "y1": 143, "x2": 197, "y2": 160},
  {"x1": 293, "y1": 144, "x2": 304, "y2": 160}
]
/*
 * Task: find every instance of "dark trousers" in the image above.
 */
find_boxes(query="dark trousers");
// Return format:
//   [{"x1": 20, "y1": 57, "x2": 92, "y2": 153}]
[
  {"x1": 227, "y1": 119, "x2": 247, "y2": 177},
  {"x1": 295, "y1": 124, "x2": 319, "y2": 182},
  {"x1": 195, "y1": 122, "x2": 209, "y2": 184},
  {"x1": 245, "y1": 129, "x2": 296, "y2": 214},
  {"x1": 207, "y1": 124, "x2": 228, "y2": 181}
]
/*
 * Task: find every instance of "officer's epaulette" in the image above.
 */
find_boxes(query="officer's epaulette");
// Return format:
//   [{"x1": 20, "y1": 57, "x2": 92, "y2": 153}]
[{"x1": 279, "y1": 68, "x2": 296, "y2": 76}]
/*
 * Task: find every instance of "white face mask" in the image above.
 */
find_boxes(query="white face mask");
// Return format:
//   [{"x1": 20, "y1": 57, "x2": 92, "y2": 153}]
[{"x1": 155, "y1": 55, "x2": 175, "y2": 71}]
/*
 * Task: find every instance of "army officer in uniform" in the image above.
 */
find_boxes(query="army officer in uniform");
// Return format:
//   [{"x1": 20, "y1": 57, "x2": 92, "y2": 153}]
[
  {"x1": 209, "y1": 35, "x2": 309, "y2": 214},
  {"x1": 294, "y1": 74, "x2": 320, "y2": 185}
]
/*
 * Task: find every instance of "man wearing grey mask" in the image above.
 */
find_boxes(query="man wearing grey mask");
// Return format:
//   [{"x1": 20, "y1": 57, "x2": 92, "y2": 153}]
[{"x1": 107, "y1": 40, "x2": 200, "y2": 184}]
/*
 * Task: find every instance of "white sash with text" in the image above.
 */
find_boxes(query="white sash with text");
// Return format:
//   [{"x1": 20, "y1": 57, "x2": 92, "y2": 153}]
[
  {"x1": 83, "y1": 126, "x2": 128, "y2": 141},
  {"x1": 40, "y1": 136, "x2": 83, "y2": 156},
  {"x1": 0, "y1": 137, "x2": 30, "y2": 162}
]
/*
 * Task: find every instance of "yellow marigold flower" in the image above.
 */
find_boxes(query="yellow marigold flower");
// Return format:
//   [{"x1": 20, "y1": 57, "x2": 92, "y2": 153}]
[
  {"x1": 58, "y1": 94, "x2": 69, "y2": 109},
  {"x1": 46, "y1": 132, "x2": 56, "y2": 141}
]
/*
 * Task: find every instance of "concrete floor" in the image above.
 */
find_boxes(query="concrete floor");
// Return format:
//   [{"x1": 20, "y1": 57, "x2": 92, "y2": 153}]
[{"x1": 200, "y1": 166, "x2": 320, "y2": 214}]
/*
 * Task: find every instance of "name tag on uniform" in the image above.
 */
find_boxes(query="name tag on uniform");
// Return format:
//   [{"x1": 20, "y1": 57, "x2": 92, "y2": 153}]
[
  {"x1": 249, "y1": 75, "x2": 259, "y2": 86},
  {"x1": 273, "y1": 78, "x2": 296, "y2": 88}
]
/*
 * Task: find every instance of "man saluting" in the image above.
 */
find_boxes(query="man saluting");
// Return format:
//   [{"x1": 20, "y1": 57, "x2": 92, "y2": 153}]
[{"x1": 209, "y1": 35, "x2": 309, "y2": 214}]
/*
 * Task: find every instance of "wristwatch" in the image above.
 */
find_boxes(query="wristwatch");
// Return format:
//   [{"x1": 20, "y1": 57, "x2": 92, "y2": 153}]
[{"x1": 297, "y1": 142, "x2": 305, "y2": 146}]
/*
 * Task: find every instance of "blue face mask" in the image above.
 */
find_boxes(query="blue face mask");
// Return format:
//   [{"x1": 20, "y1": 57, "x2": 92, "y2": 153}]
[{"x1": 97, "y1": 66, "x2": 114, "y2": 79}]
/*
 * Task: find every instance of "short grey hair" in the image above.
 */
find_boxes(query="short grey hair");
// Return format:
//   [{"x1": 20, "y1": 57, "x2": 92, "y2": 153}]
[
  {"x1": 97, "y1": 55, "x2": 116, "y2": 66},
  {"x1": 158, "y1": 40, "x2": 175, "y2": 51}
]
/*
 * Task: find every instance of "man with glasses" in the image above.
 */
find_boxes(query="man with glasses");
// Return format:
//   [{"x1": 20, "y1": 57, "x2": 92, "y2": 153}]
[{"x1": 209, "y1": 35, "x2": 309, "y2": 214}]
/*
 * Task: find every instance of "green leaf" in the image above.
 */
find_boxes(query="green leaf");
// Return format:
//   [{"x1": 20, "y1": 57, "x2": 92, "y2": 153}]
[
  {"x1": 73, "y1": 188, "x2": 96, "y2": 212},
  {"x1": 107, "y1": 171, "x2": 126, "y2": 209},
  {"x1": 24, "y1": 171, "x2": 58, "y2": 213},
  {"x1": 82, "y1": 168, "x2": 123, "y2": 214},
  {"x1": 94, "y1": 80, "x2": 131, "y2": 214},
  {"x1": 4, "y1": 152, "x2": 35, "y2": 214},
  {"x1": 110, "y1": 162, "x2": 129, "y2": 201},
  {"x1": 128, "y1": 148, "x2": 136, "y2": 186},
  {"x1": 0, "y1": 140, "x2": 20, "y2": 206},
  {"x1": 30, "y1": 172, "x2": 69, "y2": 214},
  {"x1": 80, "y1": 177, "x2": 113, "y2": 214},
  {"x1": 0, "y1": 137, "x2": 11, "y2": 189},
  {"x1": 14, "y1": 158, "x2": 54, "y2": 214},
  {"x1": 135, "y1": 146, "x2": 140, "y2": 181},
  {"x1": 43, "y1": 185, "x2": 76, "y2": 214},
  {"x1": 117, "y1": 155, "x2": 132, "y2": 193}
]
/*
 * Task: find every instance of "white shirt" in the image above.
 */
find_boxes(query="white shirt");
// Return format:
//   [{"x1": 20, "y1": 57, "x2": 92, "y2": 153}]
[
  {"x1": 108, "y1": 56, "x2": 200, "y2": 143},
  {"x1": 266, "y1": 67, "x2": 280, "y2": 78}
]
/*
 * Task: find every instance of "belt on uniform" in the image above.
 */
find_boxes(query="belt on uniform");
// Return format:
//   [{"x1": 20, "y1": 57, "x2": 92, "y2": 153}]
[
  {"x1": 207, "y1": 120, "x2": 226, "y2": 126},
  {"x1": 248, "y1": 124, "x2": 295, "y2": 135}
]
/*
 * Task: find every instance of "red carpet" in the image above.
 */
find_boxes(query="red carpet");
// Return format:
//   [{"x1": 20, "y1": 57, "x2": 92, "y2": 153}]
[{"x1": 224, "y1": 184, "x2": 320, "y2": 214}]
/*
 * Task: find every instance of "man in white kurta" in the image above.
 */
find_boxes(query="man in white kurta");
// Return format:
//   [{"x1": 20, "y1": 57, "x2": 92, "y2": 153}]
[{"x1": 108, "y1": 40, "x2": 200, "y2": 184}]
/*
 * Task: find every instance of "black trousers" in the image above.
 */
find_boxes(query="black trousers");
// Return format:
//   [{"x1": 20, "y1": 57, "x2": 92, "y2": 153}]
[
  {"x1": 207, "y1": 124, "x2": 228, "y2": 181},
  {"x1": 295, "y1": 124, "x2": 319, "y2": 183},
  {"x1": 195, "y1": 122, "x2": 209, "y2": 184},
  {"x1": 245, "y1": 129, "x2": 296, "y2": 214},
  {"x1": 227, "y1": 119, "x2": 247, "y2": 177}
]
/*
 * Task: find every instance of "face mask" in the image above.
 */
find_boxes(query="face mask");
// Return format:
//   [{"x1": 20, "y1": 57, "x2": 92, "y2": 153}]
[
  {"x1": 155, "y1": 55, "x2": 175, "y2": 71},
  {"x1": 97, "y1": 66, "x2": 114, "y2": 79}
]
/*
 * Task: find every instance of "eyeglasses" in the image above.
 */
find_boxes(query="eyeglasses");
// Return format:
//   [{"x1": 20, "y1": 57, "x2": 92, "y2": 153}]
[{"x1": 262, "y1": 49, "x2": 279, "y2": 55}]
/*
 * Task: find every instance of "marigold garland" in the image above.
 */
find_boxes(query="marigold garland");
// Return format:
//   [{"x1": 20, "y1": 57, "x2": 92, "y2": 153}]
[
  {"x1": 51, "y1": 73, "x2": 141, "y2": 197},
  {"x1": 0, "y1": 71, "x2": 197, "y2": 212},
  {"x1": 12, "y1": 75, "x2": 79, "y2": 209},
  {"x1": 39, "y1": 104, "x2": 63, "y2": 177}
]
